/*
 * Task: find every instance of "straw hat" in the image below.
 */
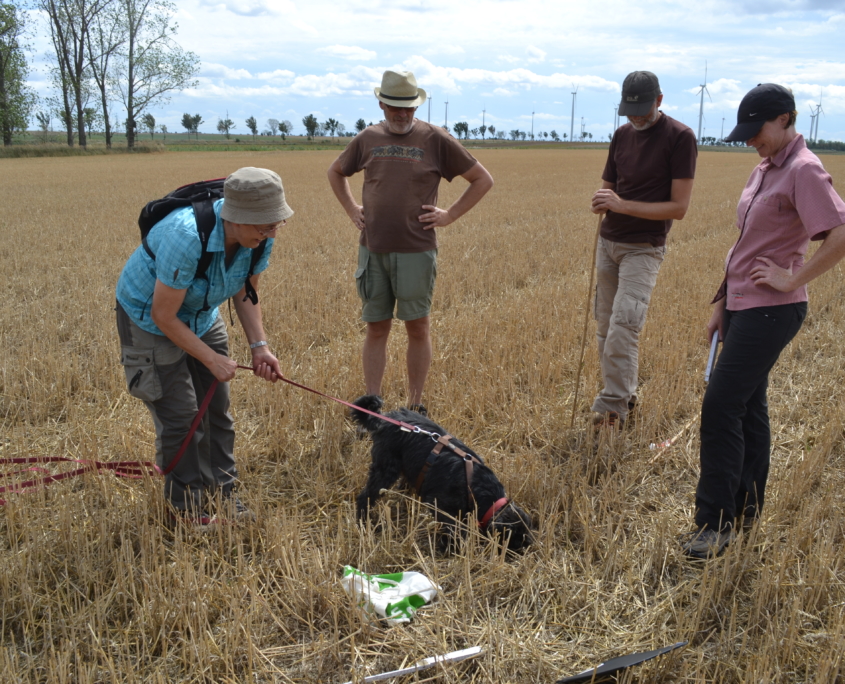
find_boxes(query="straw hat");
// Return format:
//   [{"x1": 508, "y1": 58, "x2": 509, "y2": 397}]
[{"x1": 374, "y1": 70, "x2": 427, "y2": 108}]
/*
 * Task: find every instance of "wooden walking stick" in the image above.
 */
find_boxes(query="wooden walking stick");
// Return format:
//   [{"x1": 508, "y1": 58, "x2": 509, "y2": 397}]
[{"x1": 570, "y1": 213, "x2": 603, "y2": 429}]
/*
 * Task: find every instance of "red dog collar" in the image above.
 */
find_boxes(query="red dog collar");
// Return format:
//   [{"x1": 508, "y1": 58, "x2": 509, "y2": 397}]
[{"x1": 479, "y1": 497, "x2": 509, "y2": 529}]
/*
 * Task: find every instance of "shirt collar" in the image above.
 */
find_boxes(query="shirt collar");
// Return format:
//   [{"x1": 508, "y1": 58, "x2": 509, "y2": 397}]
[{"x1": 770, "y1": 133, "x2": 804, "y2": 168}]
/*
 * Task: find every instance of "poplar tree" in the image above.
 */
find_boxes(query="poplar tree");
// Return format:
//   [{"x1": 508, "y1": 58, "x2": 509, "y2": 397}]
[
  {"x1": 0, "y1": 2, "x2": 36, "y2": 146},
  {"x1": 113, "y1": 0, "x2": 199, "y2": 148}
]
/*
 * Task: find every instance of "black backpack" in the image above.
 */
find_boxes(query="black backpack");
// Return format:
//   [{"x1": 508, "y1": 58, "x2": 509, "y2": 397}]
[{"x1": 138, "y1": 179, "x2": 267, "y2": 316}]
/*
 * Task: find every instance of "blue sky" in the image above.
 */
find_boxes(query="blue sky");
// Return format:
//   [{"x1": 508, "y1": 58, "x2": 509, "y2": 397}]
[{"x1": 25, "y1": 0, "x2": 845, "y2": 142}]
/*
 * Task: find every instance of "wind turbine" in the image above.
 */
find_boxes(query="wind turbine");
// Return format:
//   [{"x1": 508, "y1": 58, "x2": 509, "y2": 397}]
[
  {"x1": 808, "y1": 105, "x2": 817, "y2": 143},
  {"x1": 813, "y1": 91, "x2": 824, "y2": 142},
  {"x1": 695, "y1": 63, "x2": 712, "y2": 144},
  {"x1": 570, "y1": 85, "x2": 578, "y2": 145}
]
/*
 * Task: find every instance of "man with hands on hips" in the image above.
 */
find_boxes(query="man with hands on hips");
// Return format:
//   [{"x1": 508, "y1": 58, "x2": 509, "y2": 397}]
[{"x1": 328, "y1": 69, "x2": 493, "y2": 415}]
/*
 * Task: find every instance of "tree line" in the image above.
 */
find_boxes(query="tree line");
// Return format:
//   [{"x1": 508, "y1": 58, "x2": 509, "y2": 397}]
[{"x1": 0, "y1": 0, "x2": 198, "y2": 148}]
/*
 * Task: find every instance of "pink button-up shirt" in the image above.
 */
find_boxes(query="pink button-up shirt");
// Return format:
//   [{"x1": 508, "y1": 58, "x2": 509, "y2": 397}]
[{"x1": 725, "y1": 134, "x2": 845, "y2": 311}]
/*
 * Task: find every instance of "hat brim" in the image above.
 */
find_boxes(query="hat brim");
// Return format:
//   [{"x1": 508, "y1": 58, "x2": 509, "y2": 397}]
[
  {"x1": 220, "y1": 201, "x2": 294, "y2": 225},
  {"x1": 618, "y1": 99, "x2": 656, "y2": 117},
  {"x1": 374, "y1": 87, "x2": 427, "y2": 108},
  {"x1": 725, "y1": 120, "x2": 765, "y2": 143}
]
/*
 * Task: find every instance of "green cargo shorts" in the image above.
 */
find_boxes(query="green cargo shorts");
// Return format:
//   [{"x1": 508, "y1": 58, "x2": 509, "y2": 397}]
[{"x1": 355, "y1": 245, "x2": 438, "y2": 322}]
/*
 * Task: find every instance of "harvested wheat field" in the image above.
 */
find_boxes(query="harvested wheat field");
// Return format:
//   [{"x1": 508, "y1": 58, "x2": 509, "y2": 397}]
[{"x1": 2, "y1": 147, "x2": 845, "y2": 683}]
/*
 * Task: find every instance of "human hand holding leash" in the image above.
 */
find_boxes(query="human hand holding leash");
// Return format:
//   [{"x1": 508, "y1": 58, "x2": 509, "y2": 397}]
[{"x1": 250, "y1": 346, "x2": 282, "y2": 382}]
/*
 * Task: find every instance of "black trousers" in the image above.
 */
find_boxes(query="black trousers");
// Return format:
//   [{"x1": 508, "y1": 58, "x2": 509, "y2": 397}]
[{"x1": 695, "y1": 302, "x2": 807, "y2": 532}]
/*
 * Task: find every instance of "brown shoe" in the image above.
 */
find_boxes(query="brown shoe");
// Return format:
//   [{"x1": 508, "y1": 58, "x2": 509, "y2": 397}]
[{"x1": 593, "y1": 411, "x2": 624, "y2": 431}]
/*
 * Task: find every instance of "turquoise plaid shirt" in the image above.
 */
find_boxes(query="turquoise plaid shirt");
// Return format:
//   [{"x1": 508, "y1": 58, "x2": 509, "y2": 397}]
[{"x1": 116, "y1": 199, "x2": 273, "y2": 337}]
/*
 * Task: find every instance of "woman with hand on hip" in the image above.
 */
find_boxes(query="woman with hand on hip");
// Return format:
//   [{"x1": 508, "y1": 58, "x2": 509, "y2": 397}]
[{"x1": 683, "y1": 84, "x2": 845, "y2": 559}]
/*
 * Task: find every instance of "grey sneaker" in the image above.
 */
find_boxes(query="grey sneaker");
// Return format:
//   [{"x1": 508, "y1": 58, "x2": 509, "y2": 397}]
[
  {"x1": 680, "y1": 528, "x2": 736, "y2": 560},
  {"x1": 222, "y1": 496, "x2": 256, "y2": 523}
]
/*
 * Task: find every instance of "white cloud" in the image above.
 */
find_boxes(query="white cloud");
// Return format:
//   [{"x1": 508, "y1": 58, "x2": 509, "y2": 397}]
[
  {"x1": 781, "y1": 82, "x2": 845, "y2": 114},
  {"x1": 423, "y1": 44, "x2": 465, "y2": 56},
  {"x1": 201, "y1": 63, "x2": 255, "y2": 80},
  {"x1": 256, "y1": 69, "x2": 296, "y2": 82},
  {"x1": 317, "y1": 45, "x2": 377, "y2": 61},
  {"x1": 198, "y1": 0, "x2": 297, "y2": 15},
  {"x1": 399, "y1": 56, "x2": 619, "y2": 96},
  {"x1": 526, "y1": 46, "x2": 546, "y2": 63}
]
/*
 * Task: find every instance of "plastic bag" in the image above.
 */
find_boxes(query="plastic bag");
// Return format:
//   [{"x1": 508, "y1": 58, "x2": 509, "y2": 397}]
[{"x1": 340, "y1": 565, "x2": 440, "y2": 625}]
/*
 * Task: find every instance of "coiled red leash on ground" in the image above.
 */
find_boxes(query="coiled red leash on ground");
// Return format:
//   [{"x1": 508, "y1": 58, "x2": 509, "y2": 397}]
[{"x1": 0, "y1": 366, "x2": 422, "y2": 505}]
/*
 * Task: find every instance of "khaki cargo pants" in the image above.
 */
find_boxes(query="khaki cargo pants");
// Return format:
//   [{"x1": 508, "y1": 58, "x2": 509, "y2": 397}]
[
  {"x1": 591, "y1": 238, "x2": 665, "y2": 418},
  {"x1": 116, "y1": 303, "x2": 237, "y2": 512}
]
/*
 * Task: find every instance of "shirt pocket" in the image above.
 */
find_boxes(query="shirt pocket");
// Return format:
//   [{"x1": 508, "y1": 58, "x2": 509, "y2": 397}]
[{"x1": 749, "y1": 193, "x2": 793, "y2": 231}]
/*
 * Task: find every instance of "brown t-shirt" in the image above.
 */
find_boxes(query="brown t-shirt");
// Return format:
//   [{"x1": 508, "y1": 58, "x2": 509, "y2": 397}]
[
  {"x1": 337, "y1": 120, "x2": 478, "y2": 253},
  {"x1": 601, "y1": 113, "x2": 697, "y2": 246}
]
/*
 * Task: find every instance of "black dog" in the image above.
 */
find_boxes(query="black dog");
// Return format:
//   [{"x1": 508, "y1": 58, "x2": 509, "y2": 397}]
[{"x1": 351, "y1": 395, "x2": 534, "y2": 553}]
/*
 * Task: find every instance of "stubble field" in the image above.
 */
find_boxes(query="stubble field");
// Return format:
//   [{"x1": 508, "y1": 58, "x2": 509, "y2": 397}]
[{"x1": 1, "y1": 147, "x2": 845, "y2": 683}]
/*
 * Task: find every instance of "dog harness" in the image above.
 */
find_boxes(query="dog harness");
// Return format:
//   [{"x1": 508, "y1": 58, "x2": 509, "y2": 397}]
[{"x1": 414, "y1": 434, "x2": 510, "y2": 530}]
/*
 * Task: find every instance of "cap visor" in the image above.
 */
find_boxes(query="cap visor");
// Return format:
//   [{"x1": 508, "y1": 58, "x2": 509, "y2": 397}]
[
  {"x1": 618, "y1": 99, "x2": 655, "y2": 117},
  {"x1": 725, "y1": 120, "x2": 764, "y2": 142}
]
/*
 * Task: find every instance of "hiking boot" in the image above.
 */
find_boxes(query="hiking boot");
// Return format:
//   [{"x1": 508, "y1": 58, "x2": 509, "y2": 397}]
[
  {"x1": 592, "y1": 411, "x2": 624, "y2": 431},
  {"x1": 680, "y1": 528, "x2": 735, "y2": 560},
  {"x1": 408, "y1": 403, "x2": 428, "y2": 417}
]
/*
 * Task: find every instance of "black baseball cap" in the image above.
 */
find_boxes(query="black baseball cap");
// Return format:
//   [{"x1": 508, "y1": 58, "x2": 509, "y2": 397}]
[
  {"x1": 725, "y1": 83, "x2": 795, "y2": 142},
  {"x1": 618, "y1": 71, "x2": 661, "y2": 116}
]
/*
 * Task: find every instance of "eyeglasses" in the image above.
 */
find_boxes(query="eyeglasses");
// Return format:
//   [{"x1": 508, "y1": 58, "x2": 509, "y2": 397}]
[{"x1": 255, "y1": 220, "x2": 285, "y2": 237}]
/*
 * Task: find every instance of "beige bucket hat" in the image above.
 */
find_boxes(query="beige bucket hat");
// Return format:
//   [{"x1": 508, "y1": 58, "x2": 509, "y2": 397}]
[
  {"x1": 220, "y1": 167, "x2": 294, "y2": 225},
  {"x1": 374, "y1": 70, "x2": 427, "y2": 108}
]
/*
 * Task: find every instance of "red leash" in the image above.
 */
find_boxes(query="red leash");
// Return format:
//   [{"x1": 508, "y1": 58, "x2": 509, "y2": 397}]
[
  {"x1": 237, "y1": 365, "x2": 422, "y2": 433},
  {"x1": 0, "y1": 367, "x2": 422, "y2": 504},
  {"x1": 0, "y1": 379, "x2": 220, "y2": 505}
]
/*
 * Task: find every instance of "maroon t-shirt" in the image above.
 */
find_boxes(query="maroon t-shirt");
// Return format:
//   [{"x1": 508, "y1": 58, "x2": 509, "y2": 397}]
[
  {"x1": 337, "y1": 120, "x2": 477, "y2": 253},
  {"x1": 601, "y1": 113, "x2": 697, "y2": 246}
]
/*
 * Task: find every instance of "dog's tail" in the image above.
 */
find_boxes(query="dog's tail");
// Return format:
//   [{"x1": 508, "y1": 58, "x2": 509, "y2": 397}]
[{"x1": 349, "y1": 395, "x2": 385, "y2": 433}]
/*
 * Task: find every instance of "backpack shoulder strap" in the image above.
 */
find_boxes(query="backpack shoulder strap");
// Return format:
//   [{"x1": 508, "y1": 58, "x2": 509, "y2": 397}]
[
  {"x1": 242, "y1": 239, "x2": 268, "y2": 305},
  {"x1": 191, "y1": 198, "x2": 218, "y2": 280}
]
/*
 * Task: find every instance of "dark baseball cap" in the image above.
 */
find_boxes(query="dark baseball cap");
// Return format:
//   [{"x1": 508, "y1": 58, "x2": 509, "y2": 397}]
[
  {"x1": 725, "y1": 83, "x2": 796, "y2": 142},
  {"x1": 618, "y1": 71, "x2": 661, "y2": 116}
]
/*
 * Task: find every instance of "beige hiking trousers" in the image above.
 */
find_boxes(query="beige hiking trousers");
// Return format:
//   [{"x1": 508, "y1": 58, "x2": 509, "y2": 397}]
[{"x1": 591, "y1": 238, "x2": 666, "y2": 418}]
